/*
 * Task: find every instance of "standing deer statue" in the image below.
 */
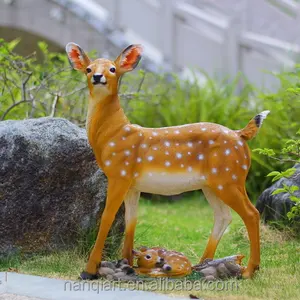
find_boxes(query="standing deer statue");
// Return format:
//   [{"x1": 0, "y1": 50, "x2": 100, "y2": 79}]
[{"x1": 66, "y1": 43, "x2": 269, "y2": 280}]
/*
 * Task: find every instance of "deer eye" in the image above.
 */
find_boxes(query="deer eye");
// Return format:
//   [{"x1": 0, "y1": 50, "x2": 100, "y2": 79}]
[
  {"x1": 145, "y1": 255, "x2": 151, "y2": 260},
  {"x1": 86, "y1": 67, "x2": 92, "y2": 74},
  {"x1": 110, "y1": 67, "x2": 116, "y2": 73}
]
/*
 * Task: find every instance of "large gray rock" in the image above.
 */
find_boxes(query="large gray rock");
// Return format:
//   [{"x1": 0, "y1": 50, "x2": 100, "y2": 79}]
[
  {"x1": 0, "y1": 118, "x2": 124, "y2": 257},
  {"x1": 256, "y1": 164, "x2": 300, "y2": 223}
]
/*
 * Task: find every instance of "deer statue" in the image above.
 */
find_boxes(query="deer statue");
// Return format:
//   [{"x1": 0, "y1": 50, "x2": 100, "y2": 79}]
[
  {"x1": 133, "y1": 246, "x2": 192, "y2": 277},
  {"x1": 66, "y1": 42, "x2": 269, "y2": 280}
]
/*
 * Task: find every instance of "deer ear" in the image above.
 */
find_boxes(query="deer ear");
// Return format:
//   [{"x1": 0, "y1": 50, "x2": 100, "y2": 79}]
[
  {"x1": 139, "y1": 246, "x2": 148, "y2": 252},
  {"x1": 65, "y1": 42, "x2": 91, "y2": 72},
  {"x1": 132, "y1": 249, "x2": 141, "y2": 257},
  {"x1": 115, "y1": 44, "x2": 143, "y2": 74}
]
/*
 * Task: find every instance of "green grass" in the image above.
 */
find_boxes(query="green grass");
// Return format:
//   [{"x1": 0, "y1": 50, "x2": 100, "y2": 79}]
[{"x1": 1, "y1": 195, "x2": 299, "y2": 299}]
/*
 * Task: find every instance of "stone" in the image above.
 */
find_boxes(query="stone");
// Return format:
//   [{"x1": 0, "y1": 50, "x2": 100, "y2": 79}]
[
  {"x1": 98, "y1": 267, "x2": 115, "y2": 277},
  {"x1": 256, "y1": 164, "x2": 300, "y2": 223},
  {"x1": 0, "y1": 117, "x2": 124, "y2": 257}
]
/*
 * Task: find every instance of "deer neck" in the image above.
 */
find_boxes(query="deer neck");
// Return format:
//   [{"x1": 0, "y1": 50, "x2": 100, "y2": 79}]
[{"x1": 86, "y1": 93, "x2": 129, "y2": 150}]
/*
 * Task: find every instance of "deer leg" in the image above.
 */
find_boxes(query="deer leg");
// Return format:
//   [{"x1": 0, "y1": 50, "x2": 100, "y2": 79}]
[
  {"x1": 122, "y1": 189, "x2": 141, "y2": 266},
  {"x1": 210, "y1": 184, "x2": 260, "y2": 278},
  {"x1": 200, "y1": 187, "x2": 232, "y2": 262},
  {"x1": 81, "y1": 178, "x2": 132, "y2": 279}
]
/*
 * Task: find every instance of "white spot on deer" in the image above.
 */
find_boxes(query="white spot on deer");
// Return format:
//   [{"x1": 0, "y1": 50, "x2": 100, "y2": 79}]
[
  {"x1": 174, "y1": 130, "x2": 180, "y2": 134},
  {"x1": 234, "y1": 146, "x2": 238, "y2": 149},
  {"x1": 224, "y1": 141, "x2": 228, "y2": 144},
  {"x1": 153, "y1": 147, "x2": 158, "y2": 151},
  {"x1": 189, "y1": 130, "x2": 193, "y2": 133},
  {"x1": 109, "y1": 142, "x2": 115, "y2": 147},
  {"x1": 152, "y1": 131, "x2": 158, "y2": 136},
  {"x1": 188, "y1": 152, "x2": 191, "y2": 155},
  {"x1": 180, "y1": 164, "x2": 184, "y2": 168},
  {"x1": 212, "y1": 168, "x2": 217, "y2": 174},
  {"x1": 137, "y1": 157, "x2": 142, "y2": 163},
  {"x1": 238, "y1": 140, "x2": 243, "y2": 146},
  {"x1": 147, "y1": 155, "x2": 154, "y2": 161},
  {"x1": 124, "y1": 150, "x2": 131, "y2": 156},
  {"x1": 201, "y1": 128, "x2": 207, "y2": 131},
  {"x1": 223, "y1": 129, "x2": 229, "y2": 134},
  {"x1": 218, "y1": 185, "x2": 223, "y2": 190},
  {"x1": 214, "y1": 153, "x2": 217, "y2": 157},
  {"x1": 208, "y1": 140, "x2": 214, "y2": 145},
  {"x1": 176, "y1": 153, "x2": 182, "y2": 159},
  {"x1": 125, "y1": 161, "x2": 129, "y2": 166},
  {"x1": 198, "y1": 141, "x2": 202, "y2": 144},
  {"x1": 165, "y1": 151, "x2": 169, "y2": 155},
  {"x1": 232, "y1": 174, "x2": 237, "y2": 180},
  {"x1": 165, "y1": 130, "x2": 169, "y2": 134},
  {"x1": 225, "y1": 149, "x2": 231, "y2": 156},
  {"x1": 242, "y1": 164, "x2": 248, "y2": 170},
  {"x1": 148, "y1": 172, "x2": 153, "y2": 177},
  {"x1": 122, "y1": 137, "x2": 126, "y2": 141},
  {"x1": 124, "y1": 126, "x2": 131, "y2": 132},
  {"x1": 200, "y1": 175, "x2": 206, "y2": 180},
  {"x1": 225, "y1": 167, "x2": 230, "y2": 171},
  {"x1": 134, "y1": 172, "x2": 139, "y2": 177},
  {"x1": 175, "y1": 143, "x2": 179, "y2": 146},
  {"x1": 132, "y1": 145, "x2": 135, "y2": 148},
  {"x1": 236, "y1": 160, "x2": 239, "y2": 163},
  {"x1": 104, "y1": 160, "x2": 111, "y2": 166},
  {"x1": 141, "y1": 143, "x2": 147, "y2": 149},
  {"x1": 187, "y1": 166, "x2": 193, "y2": 172},
  {"x1": 164, "y1": 141, "x2": 171, "y2": 147},
  {"x1": 149, "y1": 136, "x2": 153, "y2": 140},
  {"x1": 139, "y1": 132, "x2": 143, "y2": 137},
  {"x1": 187, "y1": 142, "x2": 193, "y2": 148},
  {"x1": 121, "y1": 170, "x2": 126, "y2": 176},
  {"x1": 198, "y1": 154, "x2": 204, "y2": 160},
  {"x1": 165, "y1": 161, "x2": 171, "y2": 167},
  {"x1": 112, "y1": 152, "x2": 116, "y2": 156}
]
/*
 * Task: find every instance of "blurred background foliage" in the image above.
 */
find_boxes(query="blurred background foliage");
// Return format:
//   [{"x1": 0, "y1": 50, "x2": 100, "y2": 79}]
[{"x1": 1, "y1": 38, "x2": 299, "y2": 201}]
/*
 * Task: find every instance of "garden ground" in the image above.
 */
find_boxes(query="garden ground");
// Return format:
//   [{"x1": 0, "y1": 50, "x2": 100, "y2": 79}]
[{"x1": 1, "y1": 194, "x2": 299, "y2": 300}]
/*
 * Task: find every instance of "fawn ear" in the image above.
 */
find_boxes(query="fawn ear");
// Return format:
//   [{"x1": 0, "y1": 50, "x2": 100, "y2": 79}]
[
  {"x1": 65, "y1": 42, "x2": 91, "y2": 72},
  {"x1": 132, "y1": 249, "x2": 141, "y2": 257},
  {"x1": 139, "y1": 246, "x2": 149, "y2": 252},
  {"x1": 115, "y1": 44, "x2": 143, "y2": 74}
]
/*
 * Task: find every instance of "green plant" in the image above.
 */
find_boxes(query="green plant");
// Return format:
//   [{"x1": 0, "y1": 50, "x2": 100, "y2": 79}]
[
  {"x1": 254, "y1": 128, "x2": 300, "y2": 224},
  {"x1": 0, "y1": 38, "x2": 88, "y2": 124}
]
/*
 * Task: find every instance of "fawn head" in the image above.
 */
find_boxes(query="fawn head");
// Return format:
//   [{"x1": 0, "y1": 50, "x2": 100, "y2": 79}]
[
  {"x1": 66, "y1": 43, "x2": 143, "y2": 97},
  {"x1": 133, "y1": 247, "x2": 165, "y2": 269}
]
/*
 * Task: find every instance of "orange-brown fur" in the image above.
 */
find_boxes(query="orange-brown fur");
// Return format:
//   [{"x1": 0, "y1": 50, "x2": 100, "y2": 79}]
[{"x1": 66, "y1": 42, "x2": 269, "y2": 280}]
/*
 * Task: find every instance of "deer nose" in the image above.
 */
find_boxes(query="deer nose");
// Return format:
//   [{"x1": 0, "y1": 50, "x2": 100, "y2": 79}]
[{"x1": 93, "y1": 74, "x2": 103, "y2": 82}]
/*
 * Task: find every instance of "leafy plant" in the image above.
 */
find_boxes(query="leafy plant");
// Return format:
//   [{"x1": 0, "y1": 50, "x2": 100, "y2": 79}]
[{"x1": 254, "y1": 129, "x2": 300, "y2": 224}]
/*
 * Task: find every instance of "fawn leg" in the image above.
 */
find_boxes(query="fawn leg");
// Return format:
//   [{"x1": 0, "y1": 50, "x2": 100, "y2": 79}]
[
  {"x1": 210, "y1": 184, "x2": 260, "y2": 278},
  {"x1": 122, "y1": 189, "x2": 140, "y2": 265},
  {"x1": 81, "y1": 178, "x2": 131, "y2": 279},
  {"x1": 199, "y1": 187, "x2": 232, "y2": 262}
]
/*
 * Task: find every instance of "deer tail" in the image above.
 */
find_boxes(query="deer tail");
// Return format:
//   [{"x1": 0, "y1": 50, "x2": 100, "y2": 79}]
[{"x1": 237, "y1": 110, "x2": 270, "y2": 141}]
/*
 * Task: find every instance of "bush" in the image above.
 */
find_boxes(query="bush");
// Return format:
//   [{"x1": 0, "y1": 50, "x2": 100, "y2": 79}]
[{"x1": 1, "y1": 39, "x2": 300, "y2": 200}]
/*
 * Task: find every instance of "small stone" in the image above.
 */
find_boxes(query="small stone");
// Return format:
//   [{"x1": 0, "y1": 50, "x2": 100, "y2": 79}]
[
  {"x1": 100, "y1": 261, "x2": 116, "y2": 270},
  {"x1": 98, "y1": 267, "x2": 115, "y2": 277},
  {"x1": 216, "y1": 263, "x2": 231, "y2": 279},
  {"x1": 200, "y1": 266, "x2": 217, "y2": 278},
  {"x1": 106, "y1": 274, "x2": 114, "y2": 280},
  {"x1": 204, "y1": 275, "x2": 216, "y2": 281},
  {"x1": 113, "y1": 272, "x2": 127, "y2": 280},
  {"x1": 121, "y1": 264, "x2": 135, "y2": 275}
]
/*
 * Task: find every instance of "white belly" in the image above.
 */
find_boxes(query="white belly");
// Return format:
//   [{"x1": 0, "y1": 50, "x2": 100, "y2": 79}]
[{"x1": 134, "y1": 171, "x2": 206, "y2": 195}]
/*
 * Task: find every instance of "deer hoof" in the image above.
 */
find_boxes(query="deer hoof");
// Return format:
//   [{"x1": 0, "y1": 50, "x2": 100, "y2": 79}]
[{"x1": 79, "y1": 271, "x2": 99, "y2": 280}]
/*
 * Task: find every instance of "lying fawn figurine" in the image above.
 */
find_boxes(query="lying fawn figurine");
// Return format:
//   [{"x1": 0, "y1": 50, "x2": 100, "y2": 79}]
[
  {"x1": 66, "y1": 42, "x2": 269, "y2": 280},
  {"x1": 133, "y1": 246, "x2": 192, "y2": 277}
]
